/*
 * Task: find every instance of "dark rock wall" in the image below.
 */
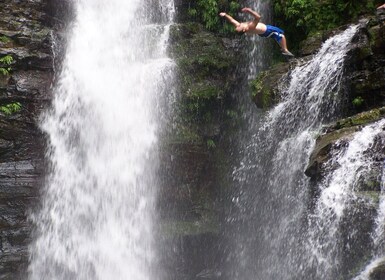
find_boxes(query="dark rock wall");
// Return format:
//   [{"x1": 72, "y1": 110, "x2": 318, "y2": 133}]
[
  {"x1": 0, "y1": 0, "x2": 55, "y2": 278},
  {"x1": 157, "y1": 2, "x2": 243, "y2": 279}
]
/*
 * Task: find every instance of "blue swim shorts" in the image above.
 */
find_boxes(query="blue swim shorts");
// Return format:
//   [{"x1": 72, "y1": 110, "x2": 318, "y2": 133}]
[{"x1": 259, "y1": 25, "x2": 284, "y2": 43}]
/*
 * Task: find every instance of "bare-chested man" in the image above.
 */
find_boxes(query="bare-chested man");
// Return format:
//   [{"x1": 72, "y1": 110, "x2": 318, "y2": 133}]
[{"x1": 220, "y1": 7, "x2": 294, "y2": 57}]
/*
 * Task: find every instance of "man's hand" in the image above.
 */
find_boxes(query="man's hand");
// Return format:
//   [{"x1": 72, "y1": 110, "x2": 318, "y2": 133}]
[
  {"x1": 378, "y1": 4, "x2": 385, "y2": 9},
  {"x1": 219, "y1": 12, "x2": 226, "y2": 17}
]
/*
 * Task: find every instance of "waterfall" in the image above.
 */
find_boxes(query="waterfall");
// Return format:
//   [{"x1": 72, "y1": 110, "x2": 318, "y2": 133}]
[
  {"x1": 28, "y1": 0, "x2": 175, "y2": 279},
  {"x1": 229, "y1": 25, "x2": 359, "y2": 279},
  {"x1": 352, "y1": 124, "x2": 385, "y2": 280},
  {"x1": 308, "y1": 119, "x2": 385, "y2": 279}
]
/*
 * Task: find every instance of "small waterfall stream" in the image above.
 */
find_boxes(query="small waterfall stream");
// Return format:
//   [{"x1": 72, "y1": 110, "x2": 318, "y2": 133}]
[
  {"x1": 230, "y1": 25, "x2": 360, "y2": 279},
  {"x1": 29, "y1": 1, "x2": 175, "y2": 279},
  {"x1": 352, "y1": 123, "x2": 385, "y2": 280},
  {"x1": 308, "y1": 119, "x2": 385, "y2": 279}
]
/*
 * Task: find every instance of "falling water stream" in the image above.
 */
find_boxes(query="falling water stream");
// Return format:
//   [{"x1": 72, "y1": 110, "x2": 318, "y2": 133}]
[{"x1": 29, "y1": 1, "x2": 175, "y2": 279}]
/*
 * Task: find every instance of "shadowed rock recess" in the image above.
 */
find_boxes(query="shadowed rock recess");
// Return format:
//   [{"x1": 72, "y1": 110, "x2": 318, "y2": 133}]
[{"x1": 0, "y1": 0, "x2": 60, "y2": 278}]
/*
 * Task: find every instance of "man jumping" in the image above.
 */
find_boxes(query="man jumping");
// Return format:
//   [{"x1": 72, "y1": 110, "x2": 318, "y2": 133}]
[{"x1": 220, "y1": 7, "x2": 294, "y2": 57}]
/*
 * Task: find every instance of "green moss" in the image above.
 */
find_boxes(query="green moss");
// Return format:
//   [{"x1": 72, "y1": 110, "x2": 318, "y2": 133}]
[
  {"x1": 171, "y1": 25, "x2": 236, "y2": 124},
  {"x1": 334, "y1": 107, "x2": 385, "y2": 129}
]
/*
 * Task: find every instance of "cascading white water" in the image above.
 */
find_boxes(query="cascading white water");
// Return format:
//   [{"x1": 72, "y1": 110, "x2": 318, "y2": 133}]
[
  {"x1": 28, "y1": 1, "x2": 174, "y2": 279},
  {"x1": 352, "y1": 122, "x2": 385, "y2": 280},
  {"x1": 230, "y1": 25, "x2": 359, "y2": 280},
  {"x1": 308, "y1": 119, "x2": 385, "y2": 279}
]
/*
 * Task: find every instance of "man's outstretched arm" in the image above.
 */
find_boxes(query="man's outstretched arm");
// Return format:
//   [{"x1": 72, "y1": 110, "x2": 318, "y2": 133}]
[
  {"x1": 219, "y1": 12, "x2": 240, "y2": 27},
  {"x1": 242, "y1": 7, "x2": 261, "y2": 29}
]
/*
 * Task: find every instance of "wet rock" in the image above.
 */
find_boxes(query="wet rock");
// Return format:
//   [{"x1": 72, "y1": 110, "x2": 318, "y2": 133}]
[
  {"x1": 305, "y1": 126, "x2": 357, "y2": 179},
  {"x1": 298, "y1": 32, "x2": 324, "y2": 56},
  {"x1": 369, "y1": 259, "x2": 385, "y2": 280},
  {"x1": 0, "y1": 0, "x2": 56, "y2": 277},
  {"x1": 250, "y1": 62, "x2": 291, "y2": 109},
  {"x1": 306, "y1": 107, "x2": 385, "y2": 180}
]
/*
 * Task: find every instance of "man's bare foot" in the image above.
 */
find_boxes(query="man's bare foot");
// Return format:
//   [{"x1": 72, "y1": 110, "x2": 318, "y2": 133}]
[{"x1": 282, "y1": 50, "x2": 295, "y2": 57}]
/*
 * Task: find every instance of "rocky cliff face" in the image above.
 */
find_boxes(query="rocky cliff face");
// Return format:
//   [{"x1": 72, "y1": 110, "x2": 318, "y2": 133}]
[
  {"x1": 0, "y1": 0, "x2": 57, "y2": 278},
  {"x1": 157, "y1": 1, "x2": 243, "y2": 278}
]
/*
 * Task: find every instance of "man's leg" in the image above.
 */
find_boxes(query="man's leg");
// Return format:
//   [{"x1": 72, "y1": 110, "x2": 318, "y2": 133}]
[
  {"x1": 278, "y1": 35, "x2": 294, "y2": 57},
  {"x1": 279, "y1": 36, "x2": 289, "y2": 52}
]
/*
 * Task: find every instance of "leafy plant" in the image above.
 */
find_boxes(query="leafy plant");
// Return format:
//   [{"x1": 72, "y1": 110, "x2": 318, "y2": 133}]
[
  {"x1": 0, "y1": 36, "x2": 11, "y2": 43},
  {"x1": 352, "y1": 96, "x2": 364, "y2": 107},
  {"x1": 0, "y1": 102, "x2": 22, "y2": 115},
  {"x1": 0, "y1": 55, "x2": 13, "y2": 76},
  {"x1": 207, "y1": 139, "x2": 216, "y2": 149},
  {"x1": 187, "y1": 0, "x2": 241, "y2": 32},
  {"x1": 273, "y1": 0, "x2": 380, "y2": 50}
]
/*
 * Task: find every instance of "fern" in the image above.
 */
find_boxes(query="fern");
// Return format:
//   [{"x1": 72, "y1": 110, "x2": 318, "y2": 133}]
[
  {"x1": 0, "y1": 102, "x2": 22, "y2": 115},
  {"x1": 0, "y1": 55, "x2": 13, "y2": 76}
]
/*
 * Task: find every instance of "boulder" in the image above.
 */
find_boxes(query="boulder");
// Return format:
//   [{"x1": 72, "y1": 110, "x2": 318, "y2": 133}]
[
  {"x1": 306, "y1": 107, "x2": 385, "y2": 180},
  {"x1": 369, "y1": 260, "x2": 385, "y2": 280}
]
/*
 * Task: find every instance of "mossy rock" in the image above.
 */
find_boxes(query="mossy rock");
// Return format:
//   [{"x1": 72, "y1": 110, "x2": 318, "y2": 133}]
[
  {"x1": 298, "y1": 32, "x2": 324, "y2": 56},
  {"x1": 306, "y1": 107, "x2": 385, "y2": 180},
  {"x1": 333, "y1": 107, "x2": 385, "y2": 130},
  {"x1": 368, "y1": 24, "x2": 385, "y2": 55},
  {"x1": 169, "y1": 22, "x2": 239, "y2": 128},
  {"x1": 250, "y1": 62, "x2": 290, "y2": 109}
]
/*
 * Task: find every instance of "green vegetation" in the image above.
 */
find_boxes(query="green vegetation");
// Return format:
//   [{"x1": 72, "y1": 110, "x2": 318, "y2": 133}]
[
  {"x1": 169, "y1": 23, "x2": 236, "y2": 124},
  {"x1": 0, "y1": 102, "x2": 22, "y2": 115},
  {"x1": 206, "y1": 139, "x2": 216, "y2": 149},
  {"x1": 0, "y1": 36, "x2": 11, "y2": 43},
  {"x1": 273, "y1": 0, "x2": 381, "y2": 50},
  {"x1": 251, "y1": 71, "x2": 272, "y2": 108},
  {"x1": 187, "y1": 0, "x2": 241, "y2": 32},
  {"x1": 0, "y1": 55, "x2": 13, "y2": 76},
  {"x1": 352, "y1": 96, "x2": 364, "y2": 107},
  {"x1": 334, "y1": 107, "x2": 385, "y2": 129}
]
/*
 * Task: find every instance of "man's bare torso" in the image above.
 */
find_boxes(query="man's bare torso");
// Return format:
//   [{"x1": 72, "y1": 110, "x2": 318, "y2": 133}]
[{"x1": 238, "y1": 22, "x2": 267, "y2": 34}]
